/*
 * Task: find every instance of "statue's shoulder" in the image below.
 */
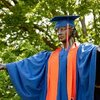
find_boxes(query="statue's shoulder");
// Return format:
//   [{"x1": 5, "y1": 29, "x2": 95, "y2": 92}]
[{"x1": 80, "y1": 42, "x2": 100, "y2": 52}]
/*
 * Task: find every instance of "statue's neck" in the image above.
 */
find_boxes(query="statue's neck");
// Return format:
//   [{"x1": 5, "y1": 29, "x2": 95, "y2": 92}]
[{"x1": 63, "y1": 37, "x2": 75, "y2": 49}]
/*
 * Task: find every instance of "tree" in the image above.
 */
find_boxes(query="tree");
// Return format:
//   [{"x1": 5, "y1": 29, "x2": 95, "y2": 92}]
[{"x1": 0, "y1": 0, "x2": 100, "y2": 99}]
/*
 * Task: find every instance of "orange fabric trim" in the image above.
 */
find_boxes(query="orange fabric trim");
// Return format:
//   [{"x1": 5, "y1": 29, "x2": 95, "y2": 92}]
[
  {"x1": 46, "y1": 48, "x2": 61, "y2": 100},
  {"x1": 67, "y1": 43, "x2": 79, "y2": 100}
]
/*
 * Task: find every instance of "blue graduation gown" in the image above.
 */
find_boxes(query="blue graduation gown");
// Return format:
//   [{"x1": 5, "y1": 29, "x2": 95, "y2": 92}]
[
  {"x1": 76, "y1": 43, "x2": 97, "y2": 100},
  {"x1": 6, "y1": 43, "x2": 97, "y2": 100},
  {"x1": 6, "y1": 51, "x2": 51, "y2": 100}
]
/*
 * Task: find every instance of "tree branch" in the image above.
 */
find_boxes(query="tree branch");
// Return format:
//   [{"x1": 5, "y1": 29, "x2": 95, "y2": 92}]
[
  {"x1": 0, "y1": 0, "x2": 13, "y2": 9},
  {"x1": 12, "y1": 0, "x2": 18, "y2": 5},
  {"x1": 19, "y1": 24, "x2": 57, "y2": 50},
  {"x1": 42, "y1": 37, "x2": 58, "y2": 50},
  {"x1": 80, "y1": 16, "x2": 87, "y2": 35},
  {"x1": 93, "y1": 9, "x2": 97, "y2": 34},
  {"x1": 33, "y1": 24, "x2": 56, "y2": 42}
]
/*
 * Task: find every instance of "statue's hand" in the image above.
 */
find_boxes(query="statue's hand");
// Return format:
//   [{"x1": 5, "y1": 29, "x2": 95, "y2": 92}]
[{"x1": 0, "y1": 64, "x2": 6, "y2": 70}]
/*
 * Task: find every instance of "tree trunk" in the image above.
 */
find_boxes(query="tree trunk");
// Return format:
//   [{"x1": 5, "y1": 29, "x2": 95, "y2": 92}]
[{"x1": 80, "y1": 16, "x2": 87, "y2": 35}]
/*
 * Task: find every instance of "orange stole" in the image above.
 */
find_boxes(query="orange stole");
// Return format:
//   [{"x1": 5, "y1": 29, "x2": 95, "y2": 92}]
[
  {"x1": 46, "y1": 48, "x2": 61, "y2": 100},
  {"x1": 46, "y1": 43, "x2": 79, "y2": 100},
  {"x1": 67, "y1": 43, "x2": 79, "y2": 100}
]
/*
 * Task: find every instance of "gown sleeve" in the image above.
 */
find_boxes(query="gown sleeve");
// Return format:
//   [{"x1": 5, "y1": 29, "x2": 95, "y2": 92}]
[
  {"x1": 6, "y1": 51, "x2": 51, "y2": 100},
  {"x1": 76, "y1": 43, "x2": 97, "y2": 100}
]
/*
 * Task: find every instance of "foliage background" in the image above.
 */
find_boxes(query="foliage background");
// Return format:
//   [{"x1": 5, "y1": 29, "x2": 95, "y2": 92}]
[{"x1": 0, "y1": 0, "x2": 100, "y2": 99}]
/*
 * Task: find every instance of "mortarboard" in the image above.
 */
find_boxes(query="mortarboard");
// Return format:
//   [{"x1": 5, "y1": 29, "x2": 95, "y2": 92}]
[{"x1": 50, "y1": 15, "x2": 80, "y2": 28}]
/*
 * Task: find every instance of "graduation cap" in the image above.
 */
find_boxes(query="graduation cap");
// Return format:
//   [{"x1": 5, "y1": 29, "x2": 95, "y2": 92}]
[
  {"x1": 50, "y1": 15, "x2": 79, "y2": 28},
  {"x1": 50, "y1": 15, "x2": 80, "y2": 49}
]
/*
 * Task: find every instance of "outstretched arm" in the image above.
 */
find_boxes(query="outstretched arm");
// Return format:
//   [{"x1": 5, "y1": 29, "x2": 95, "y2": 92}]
[{"x1": 0, "y1": 64, "x2": 6, "y2": 70}]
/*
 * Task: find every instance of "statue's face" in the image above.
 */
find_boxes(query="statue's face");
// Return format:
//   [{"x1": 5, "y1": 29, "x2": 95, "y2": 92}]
[{"x1": 56, "y1": 26, "x2": 73, "y2": 42}]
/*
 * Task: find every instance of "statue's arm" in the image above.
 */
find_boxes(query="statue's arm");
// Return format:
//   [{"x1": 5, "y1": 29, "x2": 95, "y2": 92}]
[{"x1": 0, "y1": 64, "x2": 6, "y2": 70}]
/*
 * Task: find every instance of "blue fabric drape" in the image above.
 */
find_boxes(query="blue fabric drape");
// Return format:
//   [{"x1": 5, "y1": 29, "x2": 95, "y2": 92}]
[
  {"x1": 76, "y1": 43, "x2": 97, "y2": 100},
  {"x1": 6, "y1": 43, "x2": 97, "y2": 100},
  {"x1": 57, "y1": 48, "x2": 68, "y2": 100},
  {"x1": 6, "y1": 51, "x2": 51, "y2": 100}
]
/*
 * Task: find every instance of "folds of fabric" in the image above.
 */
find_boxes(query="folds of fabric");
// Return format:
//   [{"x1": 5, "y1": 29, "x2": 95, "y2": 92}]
[
  {"x1": 67, "y1": 43, "x2": 79, "y2": 100},
  {"x1": 57, "y1": 48, "x2": 69, "y2": 100},
  {"x1": 6, "y1": 51, "x2": 51, "y2": 100},
  {"x1": 46, "y1": 48, "x2": 61, "y2": 100},
  {"x1": 47, "y1": 48, "x2": 70, "y2": 100},
  {"x1": 76, "y1": 43, "x2": 97, "y2": 100},
  {"x1": 5, "y1": 43, "x2": 97, "y2": 100}
]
